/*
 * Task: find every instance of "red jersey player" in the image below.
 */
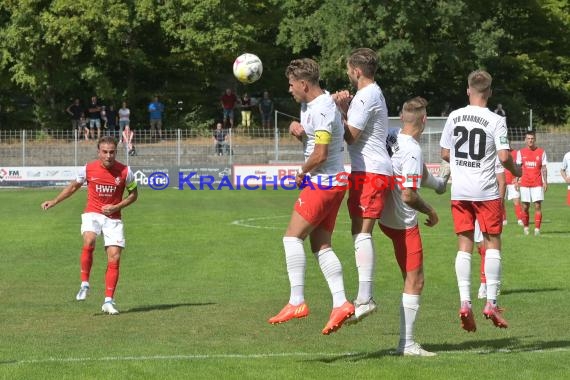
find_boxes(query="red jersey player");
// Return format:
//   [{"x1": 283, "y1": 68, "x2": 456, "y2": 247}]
[
  {"x1": 516, "y1": 131, "x2": 548, "y2": 236},
  {"x1": 42, "y1": 136, "x2": 138, "y2": 314}
]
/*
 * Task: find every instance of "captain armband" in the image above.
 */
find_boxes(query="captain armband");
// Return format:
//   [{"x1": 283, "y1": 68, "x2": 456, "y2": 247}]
[{"x1": 315, "y1": 130, "x2": 332, "y2": 144}]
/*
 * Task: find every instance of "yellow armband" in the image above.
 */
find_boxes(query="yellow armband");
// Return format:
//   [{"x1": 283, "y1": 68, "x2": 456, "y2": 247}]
[{"x1": 315, "y1": 130, "x2": 331, "y2": 144}]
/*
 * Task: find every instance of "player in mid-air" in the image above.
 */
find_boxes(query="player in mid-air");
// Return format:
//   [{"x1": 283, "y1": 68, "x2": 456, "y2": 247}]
[
  {"x1": 378, "y1": 97, "x2": 440, "y2": 356},
  {"x1": 440, "y1": 70, "x2": 521, "y2": 332},
  {"x1": 41, "y1": 136, "x2": 138, "y2": 315},
  {"x1": 516, "y1": 131, "x2": 548, "y2": 236},
  {"x1": 332, "y1": 48, "x2": 393, "y2": 324},
  {"x1": 268, "y1": 58, "x2": 354, "y2": 335}
]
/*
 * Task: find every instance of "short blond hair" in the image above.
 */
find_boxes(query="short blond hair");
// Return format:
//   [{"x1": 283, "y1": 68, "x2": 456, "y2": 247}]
[
  {"x1": 468, "y1": 70, "x2": 492, "y2": 94},
  {"x1": 401, "y1": 96, "x2": 428, "y2": 125},
  {"x1": 285, "y1": 58, "x2": 320, "y2": 85}
]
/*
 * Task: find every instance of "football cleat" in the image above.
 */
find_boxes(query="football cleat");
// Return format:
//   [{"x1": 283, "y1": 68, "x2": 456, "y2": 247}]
[
  {"x1": 396, "y1": 342, "x2": 437, "y2": 357},
  {"x1": 76, "y1": 285, "x2": 89, "y2": 301},
  {"x1": 483, "y1": 302, "x2": 508, "y2": 328},
  {"x1": 523, "y1": 227, "x2": 529, "y2": 235},
  {"x1": 268, "y1": 303, "x2": 309, "y2": 324},
  {"x1": 322, "y1": 301, "x2": 355, "y2": 335},
  {"x1": 459, "y1": 301, "x2": 477, "y2": 332},
  {"x1": 101, "y1": 300, "x2": 119, "y2": 315},
  {"x1": 345, "y1": 298, "x2": 377, "y2": 325},
  {"x1": 477, "y1": 283, "x2": 487, "y2": 299},
  {"x1": 534, "y1": 228, "x2": 540, "y2": 236},
  {"x1": 517, "y1": 219, "x2": 523, "y2": 226}
]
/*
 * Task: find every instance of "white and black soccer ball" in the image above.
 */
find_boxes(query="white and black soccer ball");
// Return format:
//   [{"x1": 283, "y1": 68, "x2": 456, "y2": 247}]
[{"x1": 233, "y1": 53, "x2": 263, "y2": 84}]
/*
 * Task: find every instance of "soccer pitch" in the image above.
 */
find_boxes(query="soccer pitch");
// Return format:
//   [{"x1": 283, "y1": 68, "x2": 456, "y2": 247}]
[{"x1": 1, "y1": 185, "x2": 569, "y2": 379}]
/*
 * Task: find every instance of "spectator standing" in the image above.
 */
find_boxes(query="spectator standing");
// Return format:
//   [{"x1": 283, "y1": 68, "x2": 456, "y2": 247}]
[
  {"x1": 87, "y1": 96, "x2": 102, "y2": 140},
  {"x1": 220, "y1": 88, "x2": 238, "y2": 128},
  {"x1": 240, "y1": 93, "x2": 253, "y2": 128},
  {"x1": 259, "y1": 91, "x2": 274, "y2": 129},
  {"x1": 66, "y1": 98, "x2": 83, "y2": 137},
  {"x1": 494, "y1": 104, "x2": 506, "y2": 118},
  {"x1": 106, "y1": 104, "x2": 118, "y2": 137},
  {"x1": 118, "y1": 101, "x2": 131, "y2": 143},
  {"x1": 148, "y1": 96, "x2": 164, "y2": 139}
]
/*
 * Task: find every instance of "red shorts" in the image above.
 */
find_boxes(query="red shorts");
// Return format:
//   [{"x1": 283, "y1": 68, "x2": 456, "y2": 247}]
[
  {"x1": 294, "y1": 185, "x2": 346, "y2": 232},
  {"x1": 347, "y1": 172, "x2": 389, "y2": 219},
  {"x1": 451, "y1": 199, "x2": 503, "y2": 235},
  {"x1": 379, "y1": 223, "x2": 423, "y2": 272}
]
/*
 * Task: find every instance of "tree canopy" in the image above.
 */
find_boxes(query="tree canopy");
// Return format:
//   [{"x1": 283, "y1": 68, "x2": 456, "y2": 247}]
[{"x1": 0, "y1": 0, "x2": 568, "y2": 130}]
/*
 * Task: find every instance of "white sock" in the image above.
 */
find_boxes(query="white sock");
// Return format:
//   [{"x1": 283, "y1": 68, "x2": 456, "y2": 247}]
[
  {"x1": 354, "y1": 233, "x2": 375, "y2": 303},
  {"x1": 104, "y1": 297, "x2": 113, "y2": 303},
  {"x1": 81, "y1": 281, "x2": 89, "y2": 288},
  {"x1": 455, "y1": 251, "x2": 472, "y2": 302},
  {"x1": 399, "y1": 293, "x2": 420, "y2": 348},
  {"x1": 315, "y1": 248, "x2": 347, "y2": 308},
  {"x1": 484, "y1": 249, "x2": 501, "y2": 303},
  {"x1": 283, "y1": 237, "x2": 306, "y2": 306}
]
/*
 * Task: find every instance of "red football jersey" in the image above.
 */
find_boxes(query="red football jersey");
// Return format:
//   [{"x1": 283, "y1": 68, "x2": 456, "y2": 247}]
[
  {"x1": 517, "y1": 147, "x2": 548, "y2": 187},
  {"x1": 77, "y1": 160, "x2": 136, "y2": 219},
  {"x1": 504, "y1": 150, "x2": 518, "y2": 185}
]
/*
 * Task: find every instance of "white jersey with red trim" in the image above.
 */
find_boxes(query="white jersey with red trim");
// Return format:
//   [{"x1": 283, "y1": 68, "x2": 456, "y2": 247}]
[
  {"x1": 346, "y1": 83, "x2": 392, "y2": 175},
  {"x1": 301, "y1": 93, "x2": 346, "y2": 186},
  {"x1": 440, "y1": 105, "x2": 510, "y2": 201},
  {"x1": 379, "y1": 133, "x2": 423, "y2": 229}
]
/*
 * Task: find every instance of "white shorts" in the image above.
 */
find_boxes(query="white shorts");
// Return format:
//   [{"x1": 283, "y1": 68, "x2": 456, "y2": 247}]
[
  {"x1": 474, "y1": 220, "x2": 483, "y2": 243},
  {"x1": 506, "y1": 184, "x2": 520, "y2": 200},
  {"x1": 520, "y1": 186, "x2": 544, "y2": 203},
  {"x1": 81, "y1": 212, "x2": 125, "y2": 247}
]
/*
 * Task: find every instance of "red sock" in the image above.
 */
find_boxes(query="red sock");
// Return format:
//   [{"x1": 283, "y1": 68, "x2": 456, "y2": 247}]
[
  {"x1": 514, "y1": 203, "x2": 523, "y2": 221},
  {"x1": 567, "y1": 190, "x2": 570, "y2": 206},
  {"x1": 80, "y1": 246, "x2": 95, "y2": 282},
  {"x1": 478, "y1": 245, "x2": 486, "y2": 283},
  {"x1": 105, "y1": 260, "x2": 120, "y2": 298},
  {"x1": 522, "y1": 210, "x2": 530, "y2": 227},
  {"x1": 535, "y1": 211, "x2": 542, "y2": 230}
]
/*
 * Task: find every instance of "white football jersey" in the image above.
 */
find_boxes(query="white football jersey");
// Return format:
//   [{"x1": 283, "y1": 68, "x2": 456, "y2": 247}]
[
  {"x1": 440, "y1": 105, "x2": 510, "y2": 201},
  {"x1": 301, "y1": 93, "x2": 346, "y2": 186},
  {"x1": 379, "y1": 133, "x2": 423, "y2": 229},
  {"x1": 346, "y1": 83, "x2": 392, "y2": 175}
]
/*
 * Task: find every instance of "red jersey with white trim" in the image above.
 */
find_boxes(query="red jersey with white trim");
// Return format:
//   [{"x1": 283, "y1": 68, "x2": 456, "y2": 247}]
[
  {"x1": 504, "y1": 150, "x2": 517, "y2": 184},
  {"x1": 516, "y1": 147, "x2": 547, "y2": 187},
  {"x1": 76, "y1": 160, "x2": 136, "y2": 219}
]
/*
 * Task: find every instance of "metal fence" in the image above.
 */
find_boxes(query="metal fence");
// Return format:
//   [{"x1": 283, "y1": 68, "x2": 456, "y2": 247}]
[{"x1": 0, "y1": 116, "x2": 456, "y2": 167}]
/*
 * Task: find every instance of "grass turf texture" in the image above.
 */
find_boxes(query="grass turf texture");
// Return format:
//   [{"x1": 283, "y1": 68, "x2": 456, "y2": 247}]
[{"x1": 0, "y1": 185, "x2": 569, "y2": 379}]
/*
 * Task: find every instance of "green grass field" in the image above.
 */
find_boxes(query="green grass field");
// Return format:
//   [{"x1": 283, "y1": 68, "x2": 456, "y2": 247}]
[{"x1": 1, "y1": 184, "x2": 569, "y2": 379}]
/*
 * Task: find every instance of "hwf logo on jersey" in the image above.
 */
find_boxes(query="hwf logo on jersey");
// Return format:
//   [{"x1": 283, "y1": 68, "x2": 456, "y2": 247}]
[{"x1": 96, "y1": 184, "x2": 117, "y2": 194}]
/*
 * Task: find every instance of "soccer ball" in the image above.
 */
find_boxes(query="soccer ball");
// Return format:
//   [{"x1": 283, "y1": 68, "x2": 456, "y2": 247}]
[{"x1": 233, "y1": 53, "x2": 263, "y2": 84}]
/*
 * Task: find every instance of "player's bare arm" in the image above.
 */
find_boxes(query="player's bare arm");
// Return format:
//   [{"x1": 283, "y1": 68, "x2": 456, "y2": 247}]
[
  {"x1": 441, "y1": 147, "x2": 450, "y2": 163},
  {"x1": 296, "y1": 142, "x2": 329, "y2": 187},
  {"x1": 101, "y1": 187, "x2": 138, "y2": 216},
  {"x1": 401, "y1": 188, "x2": 439, "y2": 227},
  {"x1": 41, "y1": 180, "x2": 83, "y2": 210},
  {"x1": 496, "y1": 171, "x2": 507, "y2": 201},
  {"x1": 542, "y1": 166, "x2": 548, "y2": 192},
  {"x1": 498, "y1": 149, "x2": 522, "y2": 177},
  {"x1": 561, "y1": 169, "x2": 570, "y2": 183}
]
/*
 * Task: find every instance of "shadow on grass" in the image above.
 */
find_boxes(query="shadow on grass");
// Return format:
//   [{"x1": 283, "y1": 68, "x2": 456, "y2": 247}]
[
  {"x1": 501, "y1": 287, "x2": 563, "y2": 295},
  {"x1": 91, "y1": 302, "x2": 216, "y2": 316},
  {"x1": 311, "y1": 338, "x2": 570, "y2": 362},
  {"x1": 124, "y1": 302, "x2": 216, "y2": 313}
]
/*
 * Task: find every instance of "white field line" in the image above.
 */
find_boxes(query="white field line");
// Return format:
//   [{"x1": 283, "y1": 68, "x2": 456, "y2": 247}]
[{"x1": 7, "y1": 347, "x2": 570, "y2": 365}]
